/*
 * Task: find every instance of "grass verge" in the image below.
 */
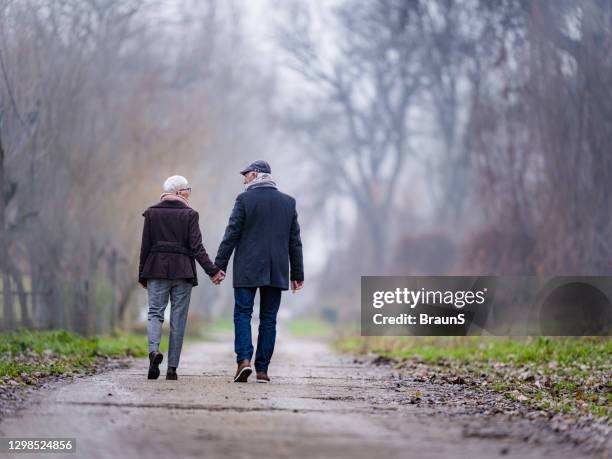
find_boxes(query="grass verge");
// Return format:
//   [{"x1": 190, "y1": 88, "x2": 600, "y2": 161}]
[
  {"x1": 0, "y1": 330, "x2": 154, "y2": 382},
  {"x1": 202, "y1": 318, "x2": 234, "y2": 334},
  {"x1": 286, "y1": 318, "x2": 333, "y2": 338},
  {"x1": 335, "y1": 336, "x2": 611, "y2": 419}
]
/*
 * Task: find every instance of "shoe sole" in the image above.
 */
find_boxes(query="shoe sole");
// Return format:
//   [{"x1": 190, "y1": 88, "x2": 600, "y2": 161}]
[
  {"x1": 147, "y1": 353, "x2": 163, "y2": 379},
  {"x1": 233, "y1": 367, "x2": 252, "y2": 383},
  {"x1": 256, "y1": 379, "x2": 269, "y2": 384}
]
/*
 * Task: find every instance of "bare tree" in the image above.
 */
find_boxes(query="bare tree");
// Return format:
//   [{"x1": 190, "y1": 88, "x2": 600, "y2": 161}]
[
  {"x1": 463, "y1": 0, "x2": 612, "y2": 275},
  {"x1": 420, "y1": 0, "x2": 480, "y2": 226},
  {"x1": 0, "y1": 109, "x2": 13, "y2": 329},
  {"x1": 279, "y1": 0, "x2": 428, "y2": 265},
  {"x1": 0, "y1": 0, "x2": 276, "y2": 332}
]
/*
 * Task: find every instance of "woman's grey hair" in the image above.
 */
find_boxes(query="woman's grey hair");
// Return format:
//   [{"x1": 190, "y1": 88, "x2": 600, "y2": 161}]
[{"x1": 163, "y1": 175, "x2": 189, "y2": 193}]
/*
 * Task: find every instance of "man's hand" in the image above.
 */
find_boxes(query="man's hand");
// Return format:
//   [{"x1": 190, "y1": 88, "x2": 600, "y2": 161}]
[
  {"x1": 140, "y1": 281, "x2": 147, "y2": 289},
  {"x1": 211, "y1": 270, "x2": 226, "y2": 285},
  {"x1": 291, "y1": 280, "x2": 304, "y2": 292}
]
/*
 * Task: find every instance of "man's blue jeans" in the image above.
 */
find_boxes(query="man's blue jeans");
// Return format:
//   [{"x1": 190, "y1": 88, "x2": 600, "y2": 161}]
[{"x1": 234, "y1": 287, "x2": 282, "y2": 373}]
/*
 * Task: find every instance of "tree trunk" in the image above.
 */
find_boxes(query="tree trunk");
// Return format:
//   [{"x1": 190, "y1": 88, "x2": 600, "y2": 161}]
[
  {"x1": 117, "y1": 281, "x2": 137, "y2": 325},
  {"x1": 365, "y1": 205, "x2": 390, "y2": 272},
  {"x1": 0, "y1": 127, "x2": 15, "y2": 330},
  {"x1": 86, "y1": 240, "x2": 98, "y2": 336},
  {"x1": 10, "y1": 263, "x2": 31, "y2": 328},
  {"x1": 30, "y1": 262, "x2": 39, "y2": 326},
  {"x1": 109, "y1": 249, "x2": 117, "y2": 332},
  {"x1": 28, "y1": 133, "x2": 38, "y2": 327},
  {"x1": 32, "y1": 259, "x2": 53, "y2": 330}
]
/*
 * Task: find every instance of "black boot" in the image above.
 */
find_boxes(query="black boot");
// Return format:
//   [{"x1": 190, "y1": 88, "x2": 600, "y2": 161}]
[
  {"x1": 166, "y1": 366, "x2": 178, "y2": 380},
  {"x1": 148, "y1": 351, "x2": 163, "y2": 379}
]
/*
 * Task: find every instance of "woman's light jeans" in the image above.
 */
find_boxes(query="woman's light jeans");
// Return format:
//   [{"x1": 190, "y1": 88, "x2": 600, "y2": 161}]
[{"x1": 147, "y1": 279, "x2": 193, "y2": 368}]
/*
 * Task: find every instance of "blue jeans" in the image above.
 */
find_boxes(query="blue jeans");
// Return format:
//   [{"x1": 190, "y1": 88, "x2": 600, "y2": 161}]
[
  {"x1": 147, "y1": 279, "x2": 193, "y2": 368},
  {"x1": 234, "y1": 287, "x2": 282, "y2": 373}
]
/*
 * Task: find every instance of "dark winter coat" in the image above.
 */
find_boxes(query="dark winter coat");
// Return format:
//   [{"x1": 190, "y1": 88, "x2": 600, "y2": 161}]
[
  {"x1": 138, "y1": 199, "x2": 219, "y2": 287},
  {"x1": 214, "y1": 186, "x2": 304, "y2": 290}
]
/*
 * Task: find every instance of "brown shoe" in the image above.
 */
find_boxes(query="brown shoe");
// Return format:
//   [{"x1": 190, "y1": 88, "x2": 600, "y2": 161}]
[
  {"x1": 234, "y1": 360, "x2": 252, "y2": 383},
  {"x1": 256, "y1": 372, "x2": 270, "y2": 383}
]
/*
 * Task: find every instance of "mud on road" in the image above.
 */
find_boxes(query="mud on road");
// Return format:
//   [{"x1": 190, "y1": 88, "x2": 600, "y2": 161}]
[{"x1": 0, "y1": 334, "x2": 607, "y2": 459}]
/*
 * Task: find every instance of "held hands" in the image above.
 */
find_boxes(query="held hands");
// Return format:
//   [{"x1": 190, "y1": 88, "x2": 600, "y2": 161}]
[
  {"x1": 291, "y1": 280, "x2": 304, "y2": 293},
  {"x1": 210, "y1": 269, "x2": 226, "y2": 285}
]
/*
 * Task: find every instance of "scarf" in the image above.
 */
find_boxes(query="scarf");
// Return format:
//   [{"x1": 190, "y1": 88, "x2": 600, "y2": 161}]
[
  {"x1": 160, "y1": 193, "x2": 191, "y2": 207},
  {"x1": 246, "y1": 173, "x2": 277, "y2": 191}
]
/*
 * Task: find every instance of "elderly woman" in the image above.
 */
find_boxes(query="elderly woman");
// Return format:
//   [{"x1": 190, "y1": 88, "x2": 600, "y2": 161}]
[{"x1": 139, "y1": 175, "x2": 224, "y2": 380}]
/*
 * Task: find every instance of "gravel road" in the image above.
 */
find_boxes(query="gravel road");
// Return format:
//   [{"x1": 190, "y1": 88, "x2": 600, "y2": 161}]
[{"x1": 0, "y1": 333, "x2": 599, "y2": 459}]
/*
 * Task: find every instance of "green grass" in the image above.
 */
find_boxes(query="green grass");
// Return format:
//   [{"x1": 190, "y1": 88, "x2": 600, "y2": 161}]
[
  {"x1": 0, "y1": 330, "x2": 155, "y2": 380},
  {"x1": 202, "y1": 318, "x2": 234, "y2": 334},
  {"x1": 286, "y1": 318, "x2": 333, "y2": 338},
  {"x1": 0, "y1": 360, "x2": 70, "y2": 378},
  {"x1": 203, "y1": 317, "x2": 335, "y2": 338},
  {"x1": 0, "y1": 329, "x2": 153, "y2": 358},
  {"x1": 335, "y1": 336, "x2": 611, "y2": 367}
]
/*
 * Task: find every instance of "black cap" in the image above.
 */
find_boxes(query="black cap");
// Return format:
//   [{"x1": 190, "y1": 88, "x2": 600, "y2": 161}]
[{"x1": 240, "y1": 160, "x2": 271, "y2": 176}]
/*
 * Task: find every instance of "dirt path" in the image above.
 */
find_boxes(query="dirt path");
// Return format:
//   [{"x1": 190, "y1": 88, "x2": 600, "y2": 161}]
[{"x1": 0, "y1": 333, "x2": 598, "y2": 459}]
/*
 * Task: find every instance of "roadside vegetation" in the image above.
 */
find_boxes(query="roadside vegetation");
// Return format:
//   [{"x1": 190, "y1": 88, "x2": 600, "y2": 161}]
[
  {"x1": 336, "y1": 336, "x2": 612, "y2": 420},
  {"x1": 0, "y1": 330, "x2": 153, "y2": 384},
  {"x1": 286, "y1": 319, "x2": 333, "y2": 338},
  {"x1": 202, "y1": 318, "x2": 234, "y2": 335},
  {"x1": 203, "y1": 317, "x2": 334, "y2": 339}
]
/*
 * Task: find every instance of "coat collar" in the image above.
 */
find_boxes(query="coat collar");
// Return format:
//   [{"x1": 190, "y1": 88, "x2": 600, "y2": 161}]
[
  {"x1": 150, "y1": 199, "x2": 189, "y2": 209},
  {"x1": 247, "y1": 182, "x2": 277, "y2": 191}
]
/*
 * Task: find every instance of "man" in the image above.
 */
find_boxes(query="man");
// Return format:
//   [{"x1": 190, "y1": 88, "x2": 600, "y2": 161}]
[
  {"x1": 139, "y1": 175, "x2": 225, "y2": 380},
  {"x1": 215, "y1": 160, "x2": 304, "y2": 383}
]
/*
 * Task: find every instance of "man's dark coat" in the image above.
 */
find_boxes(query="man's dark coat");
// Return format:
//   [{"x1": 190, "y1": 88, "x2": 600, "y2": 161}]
[{"x1": 215, "y1": 186, "x2": 304, "y2": 290}]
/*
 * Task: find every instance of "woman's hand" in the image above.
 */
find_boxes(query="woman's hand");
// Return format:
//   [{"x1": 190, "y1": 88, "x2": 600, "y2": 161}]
[{"x1": 211, "y1": 270, "x2": 226, "y2": 285}]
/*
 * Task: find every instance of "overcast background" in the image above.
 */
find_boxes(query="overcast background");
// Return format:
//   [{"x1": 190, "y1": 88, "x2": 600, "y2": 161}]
[{"x1": 1, "y1": 0, "x2": 610, "y2": 333}]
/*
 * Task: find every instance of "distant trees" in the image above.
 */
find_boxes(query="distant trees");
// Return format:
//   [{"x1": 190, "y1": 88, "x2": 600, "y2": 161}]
[
  {"x1": 278, "y1": 0, "x2": 483, "y2": 268},
  {"x1": 0, "y1": 0, "x2": 273, "y2": 332},
  {"x1": 280, "y1": 0, "x2": 612, "y2": 316},
  {"x1": 2, "y1": 0, "x2": 609, "y2": 328},
  {"x1": 279, "y1": 1, "x2": 428, "y2": 264},
  {"x1": 466, "y1": 0, "x2": 612, "y2": 275},
  {"x1": 0, "y1": 0, "x2": 152, "y2": 332}
]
